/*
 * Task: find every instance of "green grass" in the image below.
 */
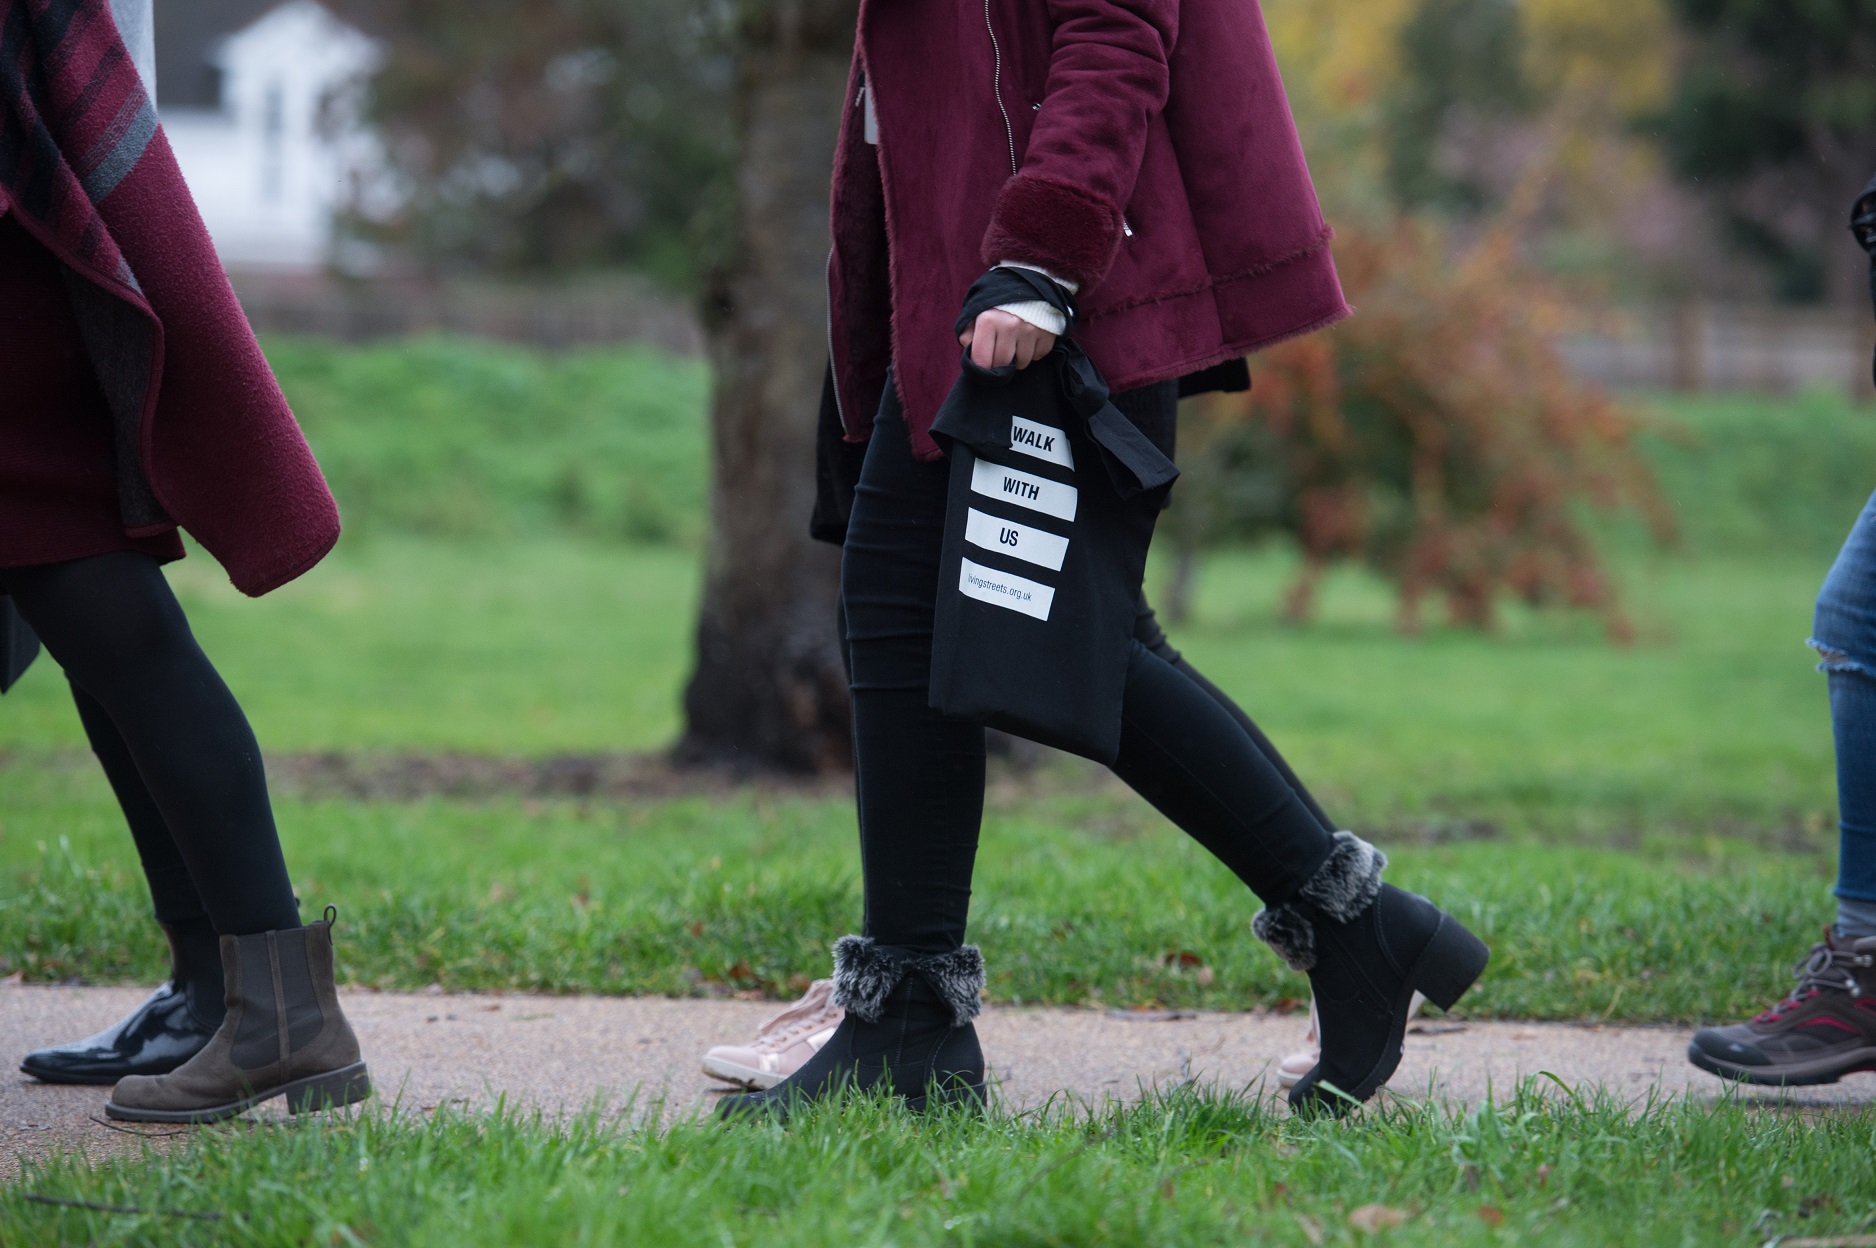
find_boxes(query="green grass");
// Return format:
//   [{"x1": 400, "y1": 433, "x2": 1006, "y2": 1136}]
[
  {"x1": 0, "y1": 535, "x2": 1842, "y2": 831},
  {"x1": 1636, "y1": 387, "x2": 1876, "y2": 560},
  {"x1": 4, "y1": 344, "x2": 1871, "y2": 1231},
  {"x1": 0, "y1": 767, "x2": 1833, "y2": 1022},
  {"x1": 261, "y1": 333, "x2": 1876, "y2": 564},
  {"x1": 7, "y1": 1088, "x2": 1875, "y2": 1246},
  {"x1": 270, "y1": 336, "x2": 710, "y2": 545},
  {"x1": 1166, "y1": 546, "x2": 1836, "y2": 838},
  {"x1": 0, "y1": 539, "x2": 699, "y2": 754},
  {"x1": 0, "y1": 531, "x2": 1847, "y2": 1020}
]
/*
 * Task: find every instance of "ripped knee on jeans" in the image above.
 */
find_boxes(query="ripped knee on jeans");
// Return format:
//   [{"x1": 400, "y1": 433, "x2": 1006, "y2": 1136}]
[{"x1": 1810, "y1": 637, "x2": 1874, "y2": 677}]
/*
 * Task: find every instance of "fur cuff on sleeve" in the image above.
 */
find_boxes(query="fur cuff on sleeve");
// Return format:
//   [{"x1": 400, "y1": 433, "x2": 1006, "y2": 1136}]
[
  {"x1": 830, "y1": 936, "x2": 986, "y2": 1027},
  {"x1": 980, "y1": 174, "x2": 1123, "y2": 293}
]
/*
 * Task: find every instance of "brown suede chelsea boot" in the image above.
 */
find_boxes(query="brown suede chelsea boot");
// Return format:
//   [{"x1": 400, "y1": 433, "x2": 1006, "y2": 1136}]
[{"x1": 105, "y1": 907, "x2": 371, "y2": 1124}]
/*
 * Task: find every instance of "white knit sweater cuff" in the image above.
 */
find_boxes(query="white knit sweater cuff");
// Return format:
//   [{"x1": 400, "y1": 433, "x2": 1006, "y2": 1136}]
[{"x1": 994, "y1": 300, "x2": 1068, "y2": 336}]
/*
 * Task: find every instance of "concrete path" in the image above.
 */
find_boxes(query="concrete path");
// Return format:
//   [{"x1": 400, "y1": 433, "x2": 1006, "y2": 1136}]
[{"x1": 6, "y1": 982, "x2": 1874, "y2": 1180}]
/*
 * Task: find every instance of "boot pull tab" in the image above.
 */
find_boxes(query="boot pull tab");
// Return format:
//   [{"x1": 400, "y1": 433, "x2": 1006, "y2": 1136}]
[{"x1": 324, "y1": 904, "x2": 339, "y2": 930}]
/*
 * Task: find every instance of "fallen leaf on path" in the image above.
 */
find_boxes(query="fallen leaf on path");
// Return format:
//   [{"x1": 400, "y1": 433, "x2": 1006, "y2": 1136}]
[{"x1": 1348, "y1": 1204, "x2": 1409, "y2": 1232}]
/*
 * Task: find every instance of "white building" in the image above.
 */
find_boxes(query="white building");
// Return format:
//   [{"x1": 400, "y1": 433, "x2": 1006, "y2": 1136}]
[{"x1": 154, "y1": 0, "x2": 380, "y2": 270}]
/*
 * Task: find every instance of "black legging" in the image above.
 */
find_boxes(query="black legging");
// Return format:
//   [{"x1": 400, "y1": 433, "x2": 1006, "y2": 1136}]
[
  {"x1": 0, "y1": 552, "x2": 299, "y2": 935},
  {"x1": 842, "y1": 385, "x2": 1337, "y2": 955}
]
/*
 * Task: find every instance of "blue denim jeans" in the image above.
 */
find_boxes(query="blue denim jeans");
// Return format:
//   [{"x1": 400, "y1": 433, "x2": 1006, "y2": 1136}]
[{"x1": 1813, "y1": 489, "x2": 1876, "y2": 927}]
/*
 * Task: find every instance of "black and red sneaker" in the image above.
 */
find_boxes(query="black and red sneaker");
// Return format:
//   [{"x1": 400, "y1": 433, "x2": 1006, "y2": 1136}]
[{"x1": 1688, "y1": 929, "x2": 1876, "y2": 1086}]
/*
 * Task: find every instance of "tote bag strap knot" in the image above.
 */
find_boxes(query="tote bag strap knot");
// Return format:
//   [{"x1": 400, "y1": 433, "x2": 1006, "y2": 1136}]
[{"x1": 1059, "y1": 349, "x2": 1179, "y2": 499}]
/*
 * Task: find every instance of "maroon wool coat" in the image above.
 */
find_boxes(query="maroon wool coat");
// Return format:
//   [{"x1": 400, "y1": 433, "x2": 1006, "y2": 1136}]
[
  {"x1": 0, "y1": 0, "x2": 339, "y2": 595},
  {"x1": 829, "y1": 0, "x2": 1351, "y2": 462}
]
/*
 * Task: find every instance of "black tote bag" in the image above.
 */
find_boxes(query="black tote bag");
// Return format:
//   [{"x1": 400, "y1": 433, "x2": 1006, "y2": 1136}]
[
  {"x1": 927, "y1": 351, "x2": 1178, "y2": 764},
  {"x1": 0, "y1": 597, "x2": 41, "y2": 694}
]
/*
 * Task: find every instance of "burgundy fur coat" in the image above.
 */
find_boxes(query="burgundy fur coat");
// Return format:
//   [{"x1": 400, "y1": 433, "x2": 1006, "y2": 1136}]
[
  {"x1": 828, "y1": 0, "x2": 1351, "y2": 461},
  {"x1": 0, "y1": 0, "x2": 339, "y2": 595}
]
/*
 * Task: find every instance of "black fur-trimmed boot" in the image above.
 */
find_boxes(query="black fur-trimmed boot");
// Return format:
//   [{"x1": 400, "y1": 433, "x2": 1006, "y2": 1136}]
[
  {"x1": 1254, "y1": 832, "x2": 1490, "y2": 1115},
  {"x1": 718, "y1": 937, "x2": 987, "y2": 1122}
]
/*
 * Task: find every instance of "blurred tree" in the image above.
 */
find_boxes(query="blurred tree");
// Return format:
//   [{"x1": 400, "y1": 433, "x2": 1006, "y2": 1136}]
[
  {"x1": 1262, "y1": 0, "x2": 1413, "y2": 115},
  {"x1": 1257, "y1": 0, "x2": 1413, "y2": 217},
  {"x1": 1657, "y1": 0, "x2": 1876, "y2": 303},
  {"x1": 1381, "y1": 0, "x2": 1530, "y2": 211},
  {"x1": 1517, "y1": 0, "x2": 1680, "y2": 282},
  {"x1": 1273, "y1": 0, "x2": 1711, "y2": 299},
  {"x1": 676, "y1": 0, "x2": 856, "y2": 773},
  {"x1": 347, "y1": 0, "x2": 854, "y2": 771},
  {"x1": 1522, "y1": 0, "x2": 1670, "y2": 114},
  {"x1": 332, "y1": 0, "x2": 735, "y2": 288},
  {"x1": 1163, "y1": 220, "x2": 1673, "y2": 637}
]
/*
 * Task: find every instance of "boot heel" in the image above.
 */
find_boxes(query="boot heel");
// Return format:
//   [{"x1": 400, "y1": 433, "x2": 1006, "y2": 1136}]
[
  {"x1": 287, "y1": 1062, "x2": 372, "y2": 1115},
  {"x1": 1409, "y1": 914, "x2": 1490, "y2": 1011}
]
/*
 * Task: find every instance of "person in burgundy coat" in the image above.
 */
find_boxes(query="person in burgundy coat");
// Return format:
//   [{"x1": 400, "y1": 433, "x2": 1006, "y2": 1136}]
[
  {"x1": 718, "y1": 0, "x2": 1490, "y2": 1120},
  {"x1": 5, "y1": 0, "x2": 369, "y2": 1124}
]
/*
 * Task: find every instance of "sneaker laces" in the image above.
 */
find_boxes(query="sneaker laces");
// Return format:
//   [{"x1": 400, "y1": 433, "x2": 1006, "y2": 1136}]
[
  {"x1": 751, "y1": 979, "x2": 839, "y2": 1049},
  {"x1": 1755, "y1": 937, "x2": 1864, "y2": 1023}
]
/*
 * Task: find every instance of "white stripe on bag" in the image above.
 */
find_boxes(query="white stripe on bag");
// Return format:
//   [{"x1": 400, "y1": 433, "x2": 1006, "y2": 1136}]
[
  {"x1": 1008, "y1": 416, "x2": 1074, "y2": 469},
  {"x1": 958, "y1": 556, "x2": 1055, "y2": 621},
  {"x1": 965, "y1": 507, "x2": 1069, "y2": 572},
  {"x1": 970, "y1": 458, "x2": 1077, "y2": 522}
]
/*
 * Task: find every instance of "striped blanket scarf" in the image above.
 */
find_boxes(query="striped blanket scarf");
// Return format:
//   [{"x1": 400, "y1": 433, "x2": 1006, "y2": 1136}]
[{"x1": 0, "y1": 0, "x2": 339, "y2": 595}]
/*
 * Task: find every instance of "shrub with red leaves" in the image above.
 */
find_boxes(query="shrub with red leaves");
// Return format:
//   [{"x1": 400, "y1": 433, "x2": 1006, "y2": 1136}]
[{"x1": 1165, "y1": 220, "x2": 1673, "y2": 638}]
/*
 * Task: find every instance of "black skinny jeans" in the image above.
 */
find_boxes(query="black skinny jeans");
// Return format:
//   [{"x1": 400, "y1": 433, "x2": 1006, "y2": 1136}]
[
  {"x1": 842, "y1": 385, "x2": 1337, "y2": 955},
  {"x1": 0, "y1": 552, "x2": 300, "y2": 936}
]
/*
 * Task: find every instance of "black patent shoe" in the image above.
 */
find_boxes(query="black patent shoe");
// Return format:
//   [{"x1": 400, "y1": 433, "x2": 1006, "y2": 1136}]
[
  {"x1": 21, "y1": 979, "x2": 220, "y2": 1084},
  {"x1": 1254, "y1": 833, "x2": 1490, "y2": 1115},
  {"x1": 21, "y1": 923, "x2": 225, "y2": 1085},
  {"x1": 719, "y1": 938, "x2": 987, "y2": 1123}
]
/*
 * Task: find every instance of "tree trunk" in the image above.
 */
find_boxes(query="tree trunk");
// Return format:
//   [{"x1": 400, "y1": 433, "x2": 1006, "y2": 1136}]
[{"x1": 677, "y1": 2, "x2": 858, "y2": 774}]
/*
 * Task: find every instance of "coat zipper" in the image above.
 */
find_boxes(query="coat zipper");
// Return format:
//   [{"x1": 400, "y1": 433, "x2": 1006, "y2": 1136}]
[
  {"x1": 984, "y1": 0, "x2": 1018, "y2": 176},
  {"x1": 825, "y1": 249, "x2": 847, "y2": 433},
  {"x1": 987, "y1": 5, "x2": 1131, "y2": 242}
]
